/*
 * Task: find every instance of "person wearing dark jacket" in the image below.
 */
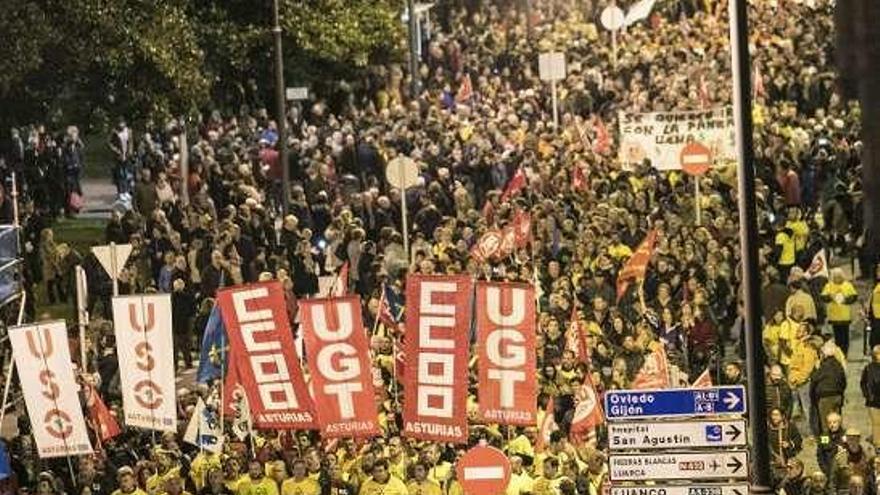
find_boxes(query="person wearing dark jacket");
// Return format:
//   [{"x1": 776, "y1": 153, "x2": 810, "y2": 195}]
[
  {"x1": 767, "y1": 364, "x2": 794, "y2": 419},
  {"x1": 817, "y1": 411, "x2": 846, "y2": 476},
  {"x1": 861, "y1": 345, "x2": 880, "y2": 447},
  {"x1": 769, "y1": 408, "x2": 803, "y2": 479},
  {"x1": 778, "y1": 459, "x2": 807, "y2": 495},
  {"x1": 811, "y1": 342, "x2": 847, "y2": 435}
]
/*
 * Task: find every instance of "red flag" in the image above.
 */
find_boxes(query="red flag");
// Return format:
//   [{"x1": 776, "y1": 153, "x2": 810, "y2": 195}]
[
  {"x1": 572, "y1": 162, "x2": 587, "y2": 191},
  {"x1": 85, "y1": 384, "x2": 120, "y2": 444},
  {"x1": 403, "y1": 274, "x2": 473, "y2": 444},
  {"x1": 570, "y1": 374, "x2": 604, "y2": 438},
  {"x1": 498, "y1": 226, "x2": 517, "y2": 258},
  {"x1": 752, "y1": 63, "x2": 766, "y2": 100},
  {"x1": 698, "y1": 74, "x2": 710, "y2": 109},
  {"x1": 332, "y1": 262, "x2": 349, "y2": 296},
  {"x1": 616, "y1": 230, "x2": 658, "y2": 300},
  {"x1": 476, "y1": 282, "x2": 537, "y2": 426},
  {"x1": 218, "y1": 281, "x2": 316, "y2": 429},
  {"x1": 455, "y1": 73, "x2": 474, "y2": 104},
  {"x1": 471, "y1": 229, "x2": 504, "y2": 262},
  {"x1": 501, "y1": 168, "x2": 527, "y2": 201},
  {"x1": 536, "y1": 398, "x2": 558, "y2": 453},
  {"x1": 513, "y1": 210, "x2": 532, "y2": 248},
  {"x1": 565, "y1": 305, "x2": 589, "y2": 365},
  {"x1": 631, "y1": 347, "x2": 671, "y2": 389},
  {"x1": 691, "y1": 368, "x2": 714, "y2": 388},
  {"x1": 592, "y1": 116, "x2": 611, "y2": 155},
  {"x1": 299, "y1": 296, "x2": 381, "y2": 438}
]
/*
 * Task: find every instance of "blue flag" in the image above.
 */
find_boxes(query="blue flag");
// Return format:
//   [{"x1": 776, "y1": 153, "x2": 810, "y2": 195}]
[
  {"x1": 197, "y1": 306, "x2": 227, "y2": 384},
  {"x1": 0, "y1": 440, "x2": 11, "y2": 480}
]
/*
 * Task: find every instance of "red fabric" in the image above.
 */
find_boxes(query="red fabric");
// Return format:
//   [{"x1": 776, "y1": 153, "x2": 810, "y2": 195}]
[
  {"x1": 403, "y1": 274, "x2": 472, "y2": 444},
  {"x1": 85, "y1": 384, "x2": 121, "y2": 444},
  {"x1": 572, "y1": 162, "x2": 587, "y2": 191},
  {"x1": 218, "y1": 281, "x2": 315, "y2": 429},
  {"x1": 631, "y1": 347, "x2": 671, "y2": 389},
  {"x1": 456, "y1": 74, "x2": 474, "y2": 104},
  {"x1": 259, "y1": 147, "x2": 281, "y2": 180},
  {"x1": 592, "y1": 116, "x2": 611, "y2": 155},
  {"x1": 570, "y1": 374, "x2": 604, "y2": 438},
  {"x1": 299, "y1": 296, "x2": 381, "y2": 438},
  {"x1": 777, "y1": 169, "x2": 801, "y2": 206},
  {"x1": 692, "y1": 368, "x2": 713, "y2": 388},
  {"x1": 753, "y1": 63, "x2": 766, "y2": 99},
  {"x1": 513, "y1": 210, "x2": 532, "y2": 248},
  {"x1": 501, "y1": 168, "x2": 526, "y2": 201},
  {"x1": 536, "y1": 398, "x2": 558, "y2": 453},
  {"x1": 476, "y1": 282, "x2": 537, "y2": 426},
  {"x1": 616, "y1": 230, "x2": 658, "y2": 300},
  {"x1": 565, "y1": 305, "x2": 589, "y2": 365}
]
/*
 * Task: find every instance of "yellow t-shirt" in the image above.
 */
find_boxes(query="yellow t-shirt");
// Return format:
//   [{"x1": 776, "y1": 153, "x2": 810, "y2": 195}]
[
  {"x1": 190, "y1": 453, "x2": 222, "y2": 491},
  {"x1": 239, "y1": 477, "x2": 280, "y2": 495},
  {"x1": 822, "y1": 281, "x2": 858, "y2": 322},
  {"x1": 871, "y1": 283, "x2": 880, "y2": 319},
  {"x1": 360, "y1": 477, "x2": 409, "y2": 495},
  {"x1": 607, "y1": 244, "x2": 633, "y2": 260},
  {"x1": 281, "y1": 477, "x2": 320, "y2": 495},
  {"x1": 786, "y1": 220, "x2": 809, "y2": 252},
  {"x1": 775, "y1": 231, "x2": 796, "y2": 266},
  {"x1": 506, "y1": 472, "x2": 535, "y2": 495},
  {"x1": 428, "y1": 463, "x2": 452, "y2": 485},
  {"x1": 407, "y1": 480, "x2": 443, "y2": 495}
]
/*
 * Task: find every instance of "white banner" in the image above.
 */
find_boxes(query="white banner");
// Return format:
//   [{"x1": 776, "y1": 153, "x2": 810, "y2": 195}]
[
  {"x1": 10, "y1": 321, "x2": 92, "y2": 458},
  {"x1": 112, "y1": 294, "x2": 177, "y2": 432},
  {"x1": 618, "y1": 107, "x2": 735, "y2": 170}
]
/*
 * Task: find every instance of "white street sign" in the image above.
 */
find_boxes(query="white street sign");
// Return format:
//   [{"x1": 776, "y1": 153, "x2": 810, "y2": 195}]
[
  {"x1": 385, "y1": 157, "x2": 420, "y2": 190},
  {"x1": 92, "y1": 243, "x2": 132, "y2": 280},
  {"x1": 538, "y1": 52, "x2": 566, "y2": 81},
  {"x1": 609, "y1": 419, "x2": 746, "y2": 451},
  {"x1": 285, "y1": 87, "x2": 309, "y2": 101},
  {"x1": 610, "y1": 484, "x2": 748, "y2": 495},
  {"x1": 601, "y1": 6, "x2": 626, "y2": 31},
  {"x1": 609, "y1": 451, "x2": 748, "y2": 482}
]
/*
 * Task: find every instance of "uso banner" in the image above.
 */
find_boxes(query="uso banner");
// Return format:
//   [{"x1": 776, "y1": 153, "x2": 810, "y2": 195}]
[
  {"x1": 476, "y1": 282, "x2": 537, "y2": 426},
  {"x1": 218, "y1": 281, "x2": 315, "y2": 429},
  {"x1": 618, "y1": 107, "x2": 735, "y2": 170},
  {"x1": 10, "y1": 321, "x2": 92, "y2": 458},
  {"x1": 112, "y1": 294, "x2": 178, "y2": 431},
  {"x1": 403, "y1": 274, "x2": 472, "y2": 443},
  {"x1": 299, "y1": 296, "x2": 380, "y2": 438}
]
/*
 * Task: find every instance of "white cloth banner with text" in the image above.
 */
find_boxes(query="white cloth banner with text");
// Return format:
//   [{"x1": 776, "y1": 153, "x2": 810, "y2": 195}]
[
  {"x1": 618, "y1": 107, "x2": 735, "y2": 170},
  {"x1": 10, "y1": 321, "x2": 92, "y2": 458},
  {"x1": 112, "y1": 294, "x2": 178, "y2": 432}
]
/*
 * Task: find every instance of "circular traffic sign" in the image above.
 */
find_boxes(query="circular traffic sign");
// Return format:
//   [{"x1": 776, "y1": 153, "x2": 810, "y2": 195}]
[
  {"x1": 600, "y1": 6, "x2": 626, "y2": 31},
  {"x1": 456, "y1": 446, "x2": 511, "y2": 495},
  {"x1": 385, "y1": 156, "x2": 420, "y2": 190},
  {"x1": 680, "y1": 141, "x2": 712, "y2": 176}
]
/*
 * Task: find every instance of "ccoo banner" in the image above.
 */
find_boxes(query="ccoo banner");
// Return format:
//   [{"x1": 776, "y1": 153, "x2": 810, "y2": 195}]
[
  {"x1": 403, "y1": 274, "x2": 472, "y2": 444},
  {"x1": 112, "y1": 294, "x2": 178, "y2": 432},
  {"x1": 10, "y1": 321, "x2": 92, "y2": 458},
  {"x1": 299, "y1": 296, "x2": 380, "y2": 438},
  {"x1": 476, "y1": 282, "x2": 537, "y2": 426},
  {"x1": 618, "y1": 107, "x2": 735, "y2": 170},
  {"x1": 218, "y1": 281, "x2": 315, "y2": 430}
]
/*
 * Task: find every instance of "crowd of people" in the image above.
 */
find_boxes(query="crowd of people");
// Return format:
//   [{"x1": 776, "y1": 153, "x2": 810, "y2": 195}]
[{"x1": 2, "y1": 0, "x2": 879, "y2": 494}]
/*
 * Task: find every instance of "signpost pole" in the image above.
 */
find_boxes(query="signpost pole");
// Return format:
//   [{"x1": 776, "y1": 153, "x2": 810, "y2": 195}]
[
  {"x1": 551, "y1": 79, "x2": 559, "y2": 129},
  {"x1": 695, "y1": 177, "x2": 701, "y2": 225},
  {"x1": 76, "y1": 265, "x2": 89, "y2": 371},
  {"x1": 110, "y1": 242, "x2": 118, "y2": 296},
  {"x1": 272, "y1": 0, "x2": 290, "y2": 215},
  {"x1": 729, "y1": 0, "x2": 772, "y2": 490},
  {"x1": 612, "y1": 28, "x2": 618, "y2": 69},
  {"x1": 399, "y1": 159, "x2": 410, "y2": 262}
]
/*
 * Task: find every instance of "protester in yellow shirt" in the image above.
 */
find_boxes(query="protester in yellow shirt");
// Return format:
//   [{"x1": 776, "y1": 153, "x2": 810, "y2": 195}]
[
  {"x1": 532, "y1": 457, "x2": 567, "y2": 495},
  {"x1": 407, "y1": 463, "x2": 442, "y2": 495},
  {"x1": 506, "y1": 456, "x2": 534, "y2": 495},
  {"x1": 202, "y1": 467, "x2": 233, "y2": 495},
  {"x1": 774, "y1": 225, "x2": 796, "y2": 281},
  {"x1": 785, "y1": 207, "x2": 809, "y2": 254},
  {"x1": 112, "y1": 467, "x2": 148, "y2": 495},
  {"x1": 239, "y1": 460, "x2": 279, "y2": 495},
  {"x1": 190, "y1": 451, "x2": 222, "y2": 492},
  {"x1": 821, "y1": 268, "x2": 859, "y2": 355},
  {"x1": 282, "y1": 460, "x2": 320, "y2": 495},
  {"x1": 869, "y1": 266, "x2": 880, "y2": 349},
  {"x1": 763, "y1": 310, "x2": 798, "y2": 367},
  {"x1": 159, "y1": 474, "x2": 193, "y2": 495},
  {"x1": 359, "y1": 460, "x2": 408, "y2": 495}
]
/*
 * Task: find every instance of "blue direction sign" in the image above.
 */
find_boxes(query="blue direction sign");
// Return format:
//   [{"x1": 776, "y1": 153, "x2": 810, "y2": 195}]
[{"x1": 605, "y1": 386, "x2": 746, "y2": 420}]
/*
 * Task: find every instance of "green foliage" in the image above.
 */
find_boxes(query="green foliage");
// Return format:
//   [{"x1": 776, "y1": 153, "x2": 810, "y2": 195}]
[{"x1": 0, "y1": 0, "x2": 405, "y2": 128}]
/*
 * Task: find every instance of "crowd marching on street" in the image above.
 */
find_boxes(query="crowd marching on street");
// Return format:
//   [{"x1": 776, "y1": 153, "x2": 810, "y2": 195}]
[{"x1": 2, "y1": 0, "x2": 879, "y2": 494}]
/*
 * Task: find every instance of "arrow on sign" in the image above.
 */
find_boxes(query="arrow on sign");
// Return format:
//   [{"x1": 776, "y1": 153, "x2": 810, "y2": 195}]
[
  {"x1": 726, "y1": 423, "x2": 742, "y2": 441},
  {"x1": 733, "y1": 490, "x2": 745, "y2": 495},
  {"x1": 727, "y1": 456, "x2": 744, "y2": 473},
  {"x1": 723, "y1": 391, "x2": 741, "y2": 410}
]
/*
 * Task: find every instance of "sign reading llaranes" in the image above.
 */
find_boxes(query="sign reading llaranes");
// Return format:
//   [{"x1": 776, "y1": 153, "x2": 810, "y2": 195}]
[
  {"x1": 618, "y1": 107, "x2": 735, "y2": 170},
  {"x1": 609, "y1": 419, "x2": 746, "y2": 450}
]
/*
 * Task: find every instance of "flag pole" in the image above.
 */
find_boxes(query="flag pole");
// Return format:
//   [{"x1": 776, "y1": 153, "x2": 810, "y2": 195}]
[{"x1": 0, "y1": 291, "x2": 26, "y2": 429}]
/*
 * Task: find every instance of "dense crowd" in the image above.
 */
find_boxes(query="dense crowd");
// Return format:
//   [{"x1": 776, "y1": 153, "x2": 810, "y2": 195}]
[{"x1": 2, "y1": 0, "x2": 879, "y2": 494}]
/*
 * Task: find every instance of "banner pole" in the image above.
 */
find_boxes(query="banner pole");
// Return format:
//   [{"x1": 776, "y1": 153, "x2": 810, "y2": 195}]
[
  {"x1": 76, "y1": 266, "x2": 89, "y2": 371},
  {"x1": 695, "y1": 177, "x2": 702, "y2": 225}
]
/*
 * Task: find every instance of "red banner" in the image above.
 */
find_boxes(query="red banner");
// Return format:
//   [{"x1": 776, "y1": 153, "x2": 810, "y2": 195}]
[
  {"x1": 218, "y1": 281, "x2": 315, "y2": 429},
  {"x1": 616, "y1": 230, "x2": 658, "y2": 300},
  {"x1": 631, "y1": 347, "x2": 671, "y2": 390},
  {"x1": 299, "y1": 296, "x2": 380, "y2": 438},
  {"x1": 476, "y1": 282, "x2": 536, "y2": 426},
  {"x1": 403, "y1": 274, "x2": 472, "y2": 443}
]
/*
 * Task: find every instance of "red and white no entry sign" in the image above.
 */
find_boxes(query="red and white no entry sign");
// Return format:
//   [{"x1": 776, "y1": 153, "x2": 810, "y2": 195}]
[
  {"x1": 456, "y1": 446, "x2": 511, "y2": 495},
  {"x1": 680, "y1": 141, "x2": 712, "y2": 176}
]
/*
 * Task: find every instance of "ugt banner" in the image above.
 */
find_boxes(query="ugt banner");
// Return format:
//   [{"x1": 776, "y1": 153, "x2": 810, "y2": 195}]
[
  {"x1": 299, "y1": 296, "x2": 380, "y2": 438},
  {"x1": 10, "y1": 321, "x2": 92, "y2": 458},
  {"x1": 403, "y1": 274, "x2": 472, "y2": 444},
  {"x1": 112, "y1": 294, "x2": 178, "y2": 432},
  {"x1": 476, "y1": 282, "x2": 537, "y2": 426},
  {"x1": 218, "y1": 281, "x2": 315, "y2": 429}
]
